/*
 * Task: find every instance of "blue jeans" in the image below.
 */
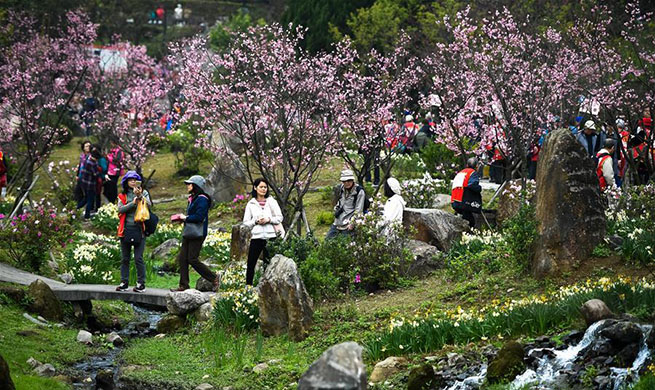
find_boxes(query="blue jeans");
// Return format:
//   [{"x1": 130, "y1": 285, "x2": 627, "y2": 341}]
[
  {"x1": 325, "y1": 224, "x2": 353, "y2": 240},
  {"x1": 77, "y1": 188, "x2": 96, "y2": 218}
]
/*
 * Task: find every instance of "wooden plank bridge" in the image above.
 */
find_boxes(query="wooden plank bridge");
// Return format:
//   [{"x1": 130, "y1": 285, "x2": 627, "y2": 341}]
[{"x1": 0, "y1": 262, "x2": 171, "y2": 308}]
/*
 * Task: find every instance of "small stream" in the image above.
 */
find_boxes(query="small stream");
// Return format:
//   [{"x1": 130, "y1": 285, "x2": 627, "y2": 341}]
[
  {"x1": 447, "y1": 320, "x2": 653, "y2": 390},
  {"x1": 71, "y1": 304, "x2": 164, "y2": 390}
]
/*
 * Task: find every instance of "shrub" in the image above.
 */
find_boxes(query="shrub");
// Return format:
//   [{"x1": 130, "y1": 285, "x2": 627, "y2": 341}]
[
  {"x1": 166, "y1": 122, "x2": 213, "y2": 176},
  {"x1": 298, "y1": 251, "x2": 341, "y2": 300},
  {"x1": 607, "y1": 185, "x2": 655, "y2": 266},
  {"x1": 0, "y1": 195, "x2": 15, "y2": 215},
  {"x1": 148, "y1": 223, "x2": 183, "y2": 247},
  {"x1": 502, "y1": 202, "x2": 538, "y2": 273},
  {"x1": 213, "y1": 263, "x2": 259, "y2": 330},
  {"x1": 47, "y1": 160, "x2": 78, "y2": 209},
  {"x1": 0, "y1": 202, "x2": 76, "y2": 272},
  {"x1": 445, "y1": 230, "x2": 508, "y2": 280},
  {"x1": 267, "y1": 233, "x2": 318, "y2": 266},
  {"x1": 420, "y1": 141, "x2": 461, "y2": 182},
  {"x1": 92, "y1": 202, "x2": 119, "y2": 232},
  {"x1": 62, "y1": 241, "x2": 121, "y2": 284},
  {"x1": 401, "y1": 173, "x2": 450, "y2": 208},
  {"x1": 316, "y1": 210, "x2": 334, "y2": 226},
  {"x1": 392, "y1": 153, "x2": 426, "y2": 179},
  {"x1": 202, "y1": 230, "x2": 231, "y2": 263}
]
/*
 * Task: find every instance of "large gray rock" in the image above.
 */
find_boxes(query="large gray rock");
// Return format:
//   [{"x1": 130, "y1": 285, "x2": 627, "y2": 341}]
[
  {"x1": 370, "y1": 356, "x2": 406, "y2": 383},
  {"x1": 0, "y1": 354, "x2": 15, "y2": 390},
  {"x1": 405, "y1": 240, "x2": 443, "y2": 277},
  {"x1": 298, "y1": 342, "x2": 366, "y2": 390},
  {"x1": 600, "y1": 321, "x2": 642, "y2": 345},
  {"x1": 156, "y1": 314, "x2": 186, "y2": 334},
  {"x1": 195, "y1": 277, "x2": 215, "y2": 292},
  {"x1": 534, "y1": 128, "x2": 606, "y2": 277},
  {"x1": 34, "y1": 363, "x2": 56, "y2": 377},
  {"x1": 28, "y1": 279, "x2": 63, "y2": 322},
  {"x1": 402, "y1": 208, "x2": 468, "y2": 251},
  {"x1": 166, "y1": 289, "x2": 209, "y2": 315},
  {"x1": 258, "y1": 255, "x2": 313, "y2": 342},
  {"x1": 151, "y1": 238, "x2": 180, "y2": 259},
  {"x1": 205, "y1": 143, "x2": 247, "y2": 203},
  {"x1": 76, "y1": 330, "x2": 93, "y2": 345},
  {"x1": 581, "y1": 299, "x2": 614, "y2": 326},
  {"x1": 230, "y1": 223, "x2": 251, "y2": 262},
  {"x1": 193, "y1": 302, "x2": 213, "y2": 323}
]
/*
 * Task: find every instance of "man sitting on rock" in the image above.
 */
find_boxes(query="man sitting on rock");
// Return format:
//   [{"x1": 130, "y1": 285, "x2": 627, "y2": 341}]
[
  {"x1": 451, "y1": 157, "x2": 482, "y2": 228},
  {"x1": 326, "y1": 169, "x2": 366, "y2": 240}
]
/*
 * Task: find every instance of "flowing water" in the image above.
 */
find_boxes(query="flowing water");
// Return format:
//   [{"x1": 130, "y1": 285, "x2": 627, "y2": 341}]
[
  {"x1": 445, "y1": 320, "x2": 652, "y2": 390},
  {"x1": 71, "y1": 304, "x2": 164, "y2": 390}
]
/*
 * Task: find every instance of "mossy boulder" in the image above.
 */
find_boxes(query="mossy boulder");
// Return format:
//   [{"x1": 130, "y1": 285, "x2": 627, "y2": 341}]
[
  {"x1": 28, "y1": 280, "x2": 63, "y2": 322},
  {"x1": 408, "y1": 363, "x2": 442, "y2": 390},
  {"x1": 156, "y1": 314, "x2": 186, "y2": 334},
  {"x1": 486, "y1": 341, "x2": 525, "y2": 384},
  {"x1": 0, "y1": 285, "x2": 27, "y2": 304}
]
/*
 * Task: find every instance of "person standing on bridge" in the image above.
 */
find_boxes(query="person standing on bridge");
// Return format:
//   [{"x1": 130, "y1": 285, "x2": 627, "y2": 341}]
[{"x1": 116, "y1": 171, "x2": 151, "y2": 293}]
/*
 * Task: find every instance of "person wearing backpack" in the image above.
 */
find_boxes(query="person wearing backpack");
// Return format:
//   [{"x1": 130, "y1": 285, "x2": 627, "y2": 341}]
[
  {"x1": 170, "y1": 175, "x2": 219, "y2": 292},
  {"x1": 326, "y1": 169, "x2": 367, "y2": 240},
  {"x1": 596, "y1": 139, "x2": 616, "y2": 193},
  {"x1": 116, "y1": 171, "x2": 151, "y2": 293}
]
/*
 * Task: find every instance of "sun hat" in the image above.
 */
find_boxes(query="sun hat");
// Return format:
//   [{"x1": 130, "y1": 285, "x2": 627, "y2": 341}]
[
  {"x1": 184, "y1": 175, "x2": 207, "y2": 193},
  {"x1": 120, "y1": 171, "x2": 142, "y2": 187},
  {"x1": 405, "y1": 115, "x2": 414, "y2": 123},
  {"x1": 339, "y1": 169, "x2": 355, "y2": 182},
  {"x1": 584, "y1": 120, "x2": 596, "y2": 130},
  {"x1": 386, "y1": 177, "x2": 401, "y2": 195}
]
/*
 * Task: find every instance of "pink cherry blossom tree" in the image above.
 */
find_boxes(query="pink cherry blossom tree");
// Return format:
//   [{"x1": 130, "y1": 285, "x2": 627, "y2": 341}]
[
  {"x1": 90, "y1": 41, "x2": 169, "y2": 174},
  {"x1": 173, "y1": 24, "x2": 349, "y2": 222},
  {"x1": 336, "y1": 35, "x2": 421, "y2": 185},
  {"x1": 0, "y1": 11, "x2": 97, "y2": 206}
]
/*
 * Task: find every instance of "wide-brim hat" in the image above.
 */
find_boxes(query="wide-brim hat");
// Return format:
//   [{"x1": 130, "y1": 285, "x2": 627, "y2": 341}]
[
  {"x1": 340, "y1": 169, "x2": 355, "y2": 182},
  {"x1": 120, "y1": 171, "x2": 142, "y2": 187},
  {"x1": 184, "y1": 175, "x2": 207, "y2": 192}
]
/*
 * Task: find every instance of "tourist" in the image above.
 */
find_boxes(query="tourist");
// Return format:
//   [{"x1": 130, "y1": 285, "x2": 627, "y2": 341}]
[
  {"x1": 0, "y1": 146, "x2": 7, "y2": 199},
  {"x1": 382, "y1": 177, "x2": 405, "y2": 225},
  {"x1": 74, "y1": 140, "x2": 92, "y2": 204},
  {"x1": 399, "y1": 115, "x2": 419, "y2": 153},
  {"x1": 527, "y1": 135, "x2": 540, "y2": 180},
  {"x1": 414, "y1": 118, "x2": 433, "y2": 150},
  {"x1": 116, "y1": 171, "x2": 151, "y2": 293},
  {"x1": 451, "y1": 157, "x2": 482, "y2": 228},
  {"x1": 105, "y1": 142, "x2": 124, "y2": 204},
  {"x1": 576, "y1": 120, "x2": 606, "y2": 161},
  {"x1": 596, "y1": 139, "x2": 616, "y2": 193},
  {"x1": 78, "y1": 148, "x2": 100, "y2": 219},
  {"x1": 171, "y1": 175, "x2": 218, "y2": 292},
  {"x1": 326, "y1": 169, "x2": 366, "y2": 240},
  {"x1": 243, "y1": 177, "x2": 284, "y2": 285},
  {"x1": 93, "y1": 146, "x2": 108, "y2": 211}
]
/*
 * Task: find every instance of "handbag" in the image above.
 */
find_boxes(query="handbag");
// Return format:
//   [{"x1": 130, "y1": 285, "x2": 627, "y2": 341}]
[
  {"x1": 122, "y1": 225, "x2": 142, "y2": 245},
  {"x1": 273, "y1": 223, "x2": 286, "y2": 238},
  {"x1": 182, "y1": 220, "x2": 204, "y2": 239},
  {"x1": 134, "y1": 198, "x2": 150, "y2": 223},
  {"x1": 144, "y1": 212, "x2": 159, "y2": 236}
]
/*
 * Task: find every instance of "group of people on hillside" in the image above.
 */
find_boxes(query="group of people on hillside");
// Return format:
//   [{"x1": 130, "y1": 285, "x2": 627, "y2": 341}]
[{"x1": 75, "y1": 140, "x2": 124, "y2": 219}]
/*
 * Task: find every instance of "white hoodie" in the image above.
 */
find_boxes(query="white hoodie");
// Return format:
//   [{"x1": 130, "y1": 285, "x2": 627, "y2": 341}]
[
  {"x1": 383, "y1": 178, "x2": 406, "y2": 224},
  {"x1": 242, "y1": 197, "x2": 283, "y2": 239}
]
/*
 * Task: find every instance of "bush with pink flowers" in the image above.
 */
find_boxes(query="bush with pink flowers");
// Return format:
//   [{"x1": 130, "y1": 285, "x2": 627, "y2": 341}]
[{"x1": 0, "y1": 202, "x2": 76, "y2": 272}]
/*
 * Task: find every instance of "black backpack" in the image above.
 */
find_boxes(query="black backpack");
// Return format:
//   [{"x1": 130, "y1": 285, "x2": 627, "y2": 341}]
[{"x1": 340, "y1": 184, "x2": 370, "y2": 214}]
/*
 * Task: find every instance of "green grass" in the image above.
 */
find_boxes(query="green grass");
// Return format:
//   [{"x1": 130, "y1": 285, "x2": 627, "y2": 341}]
[{"x1": 0, "y1": 302, "x2": 105, "y2": 390}]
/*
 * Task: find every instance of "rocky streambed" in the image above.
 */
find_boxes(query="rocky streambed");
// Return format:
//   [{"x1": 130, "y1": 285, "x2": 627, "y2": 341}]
[{"x1": 408, "y1": 317, "x2": 654, "y2": 390}]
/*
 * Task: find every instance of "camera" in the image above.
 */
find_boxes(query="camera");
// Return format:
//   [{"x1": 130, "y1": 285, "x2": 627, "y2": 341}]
[{"x1": 334, "y1": 206, "x2": 344, "y2": 218}]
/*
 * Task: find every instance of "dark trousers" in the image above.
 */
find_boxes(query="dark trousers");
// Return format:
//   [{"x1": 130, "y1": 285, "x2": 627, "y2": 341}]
[
  {"x1": 362, "y1": 150, "x2": 380, "y2": 185},
  {"x1": 77, "y1": 188, "x2": 96, "y2": 218},
  {"x1": 246, "y1": 238, "x2": 271, "y2": 285},
  {"x1": 104, "y1": 175, "x2": 119, "y2": 204},
  {"x1": 120, "y1": 237, "x2": 146, "y2": 285},
  {"x1": 178, "y1": 237, "x2": 215, "y2": 289},
  {"x1": 528, "y1": 160, "x2": 537, "y2": 180},
  {"x1": 453, "y1": 203, "x2": 479, "y2": 228},
  {"x1": 325, "y1": 224, "x2": 353, "y2": 241}
]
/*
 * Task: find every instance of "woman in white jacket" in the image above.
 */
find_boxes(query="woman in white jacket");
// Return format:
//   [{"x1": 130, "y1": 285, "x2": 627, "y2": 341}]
[
  {"x1": 383, "y1": 177, "x2": 406, "y2": 226},
  {"x1": 243, "y1": 178, "x2": 284, "y2": 285}
]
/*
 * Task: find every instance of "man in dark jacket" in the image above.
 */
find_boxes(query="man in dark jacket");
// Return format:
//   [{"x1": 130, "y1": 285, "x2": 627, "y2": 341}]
[
  {"x1": 78, "y1": 149, "x2": 100, "y2": 219},
  {"x1": 451, "y1": 157, "x2": 482, "y2": 228}
]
